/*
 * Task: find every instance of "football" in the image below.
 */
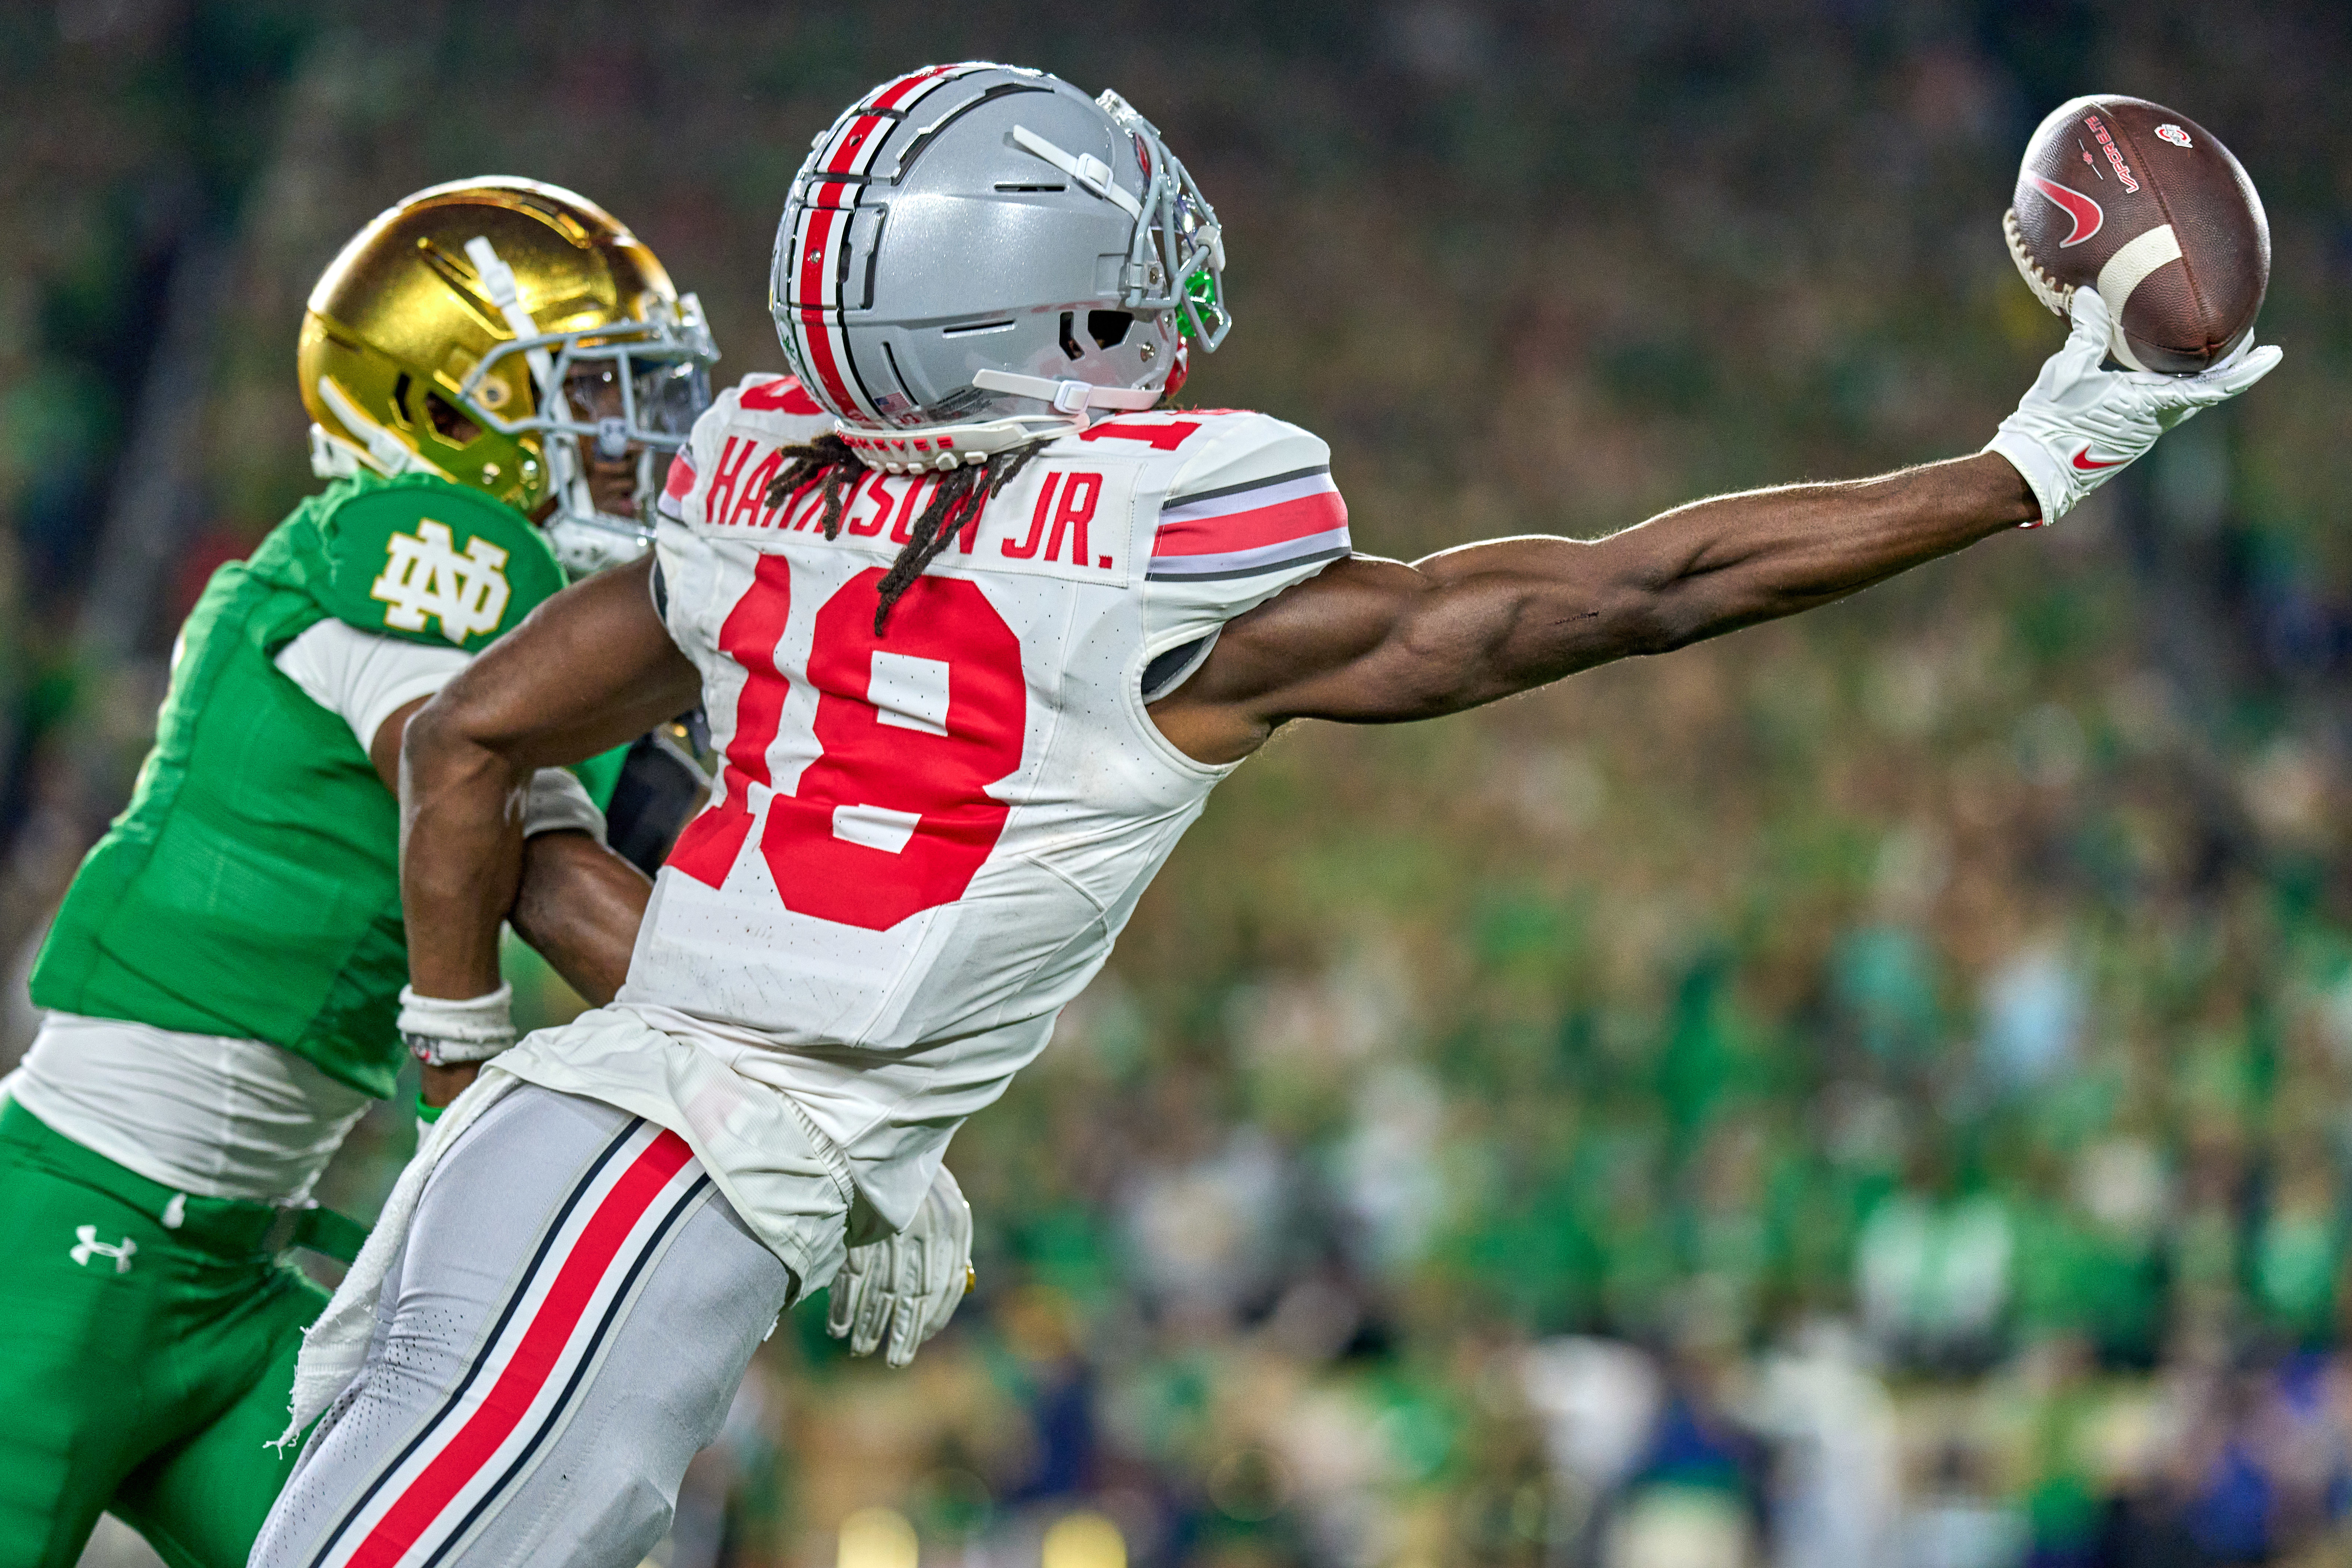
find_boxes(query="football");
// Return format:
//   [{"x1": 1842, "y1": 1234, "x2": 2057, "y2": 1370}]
[{"x1": 2004, "y1": 95, "x2": 2269, "y2": 375}]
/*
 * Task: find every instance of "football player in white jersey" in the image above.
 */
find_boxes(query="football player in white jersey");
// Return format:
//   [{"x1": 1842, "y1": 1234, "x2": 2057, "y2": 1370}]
[{"x1": 251, "y1": 64, "x2": 2280, "y2": 1568}]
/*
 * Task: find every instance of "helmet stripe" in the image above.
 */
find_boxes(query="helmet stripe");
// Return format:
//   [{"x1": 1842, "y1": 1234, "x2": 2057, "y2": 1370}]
[
  {"x1": 814, "y1": 64, "x2": 980, "y2": 187},
  {"x1": 869, "y1": 62, "x2": 963, "y2": 112},
  {"x1": 777, "y1": 63, "x2": 1049, "y2": 429},
  {"x1": 819, "y1": 115, "x2": 891, "y2": 181},
  {"x1": 788, "y1": 66, "x2": 989, "y2": 425},
  {"x1": 791, "y1": 205, "x2": 870, "y2": 420}
]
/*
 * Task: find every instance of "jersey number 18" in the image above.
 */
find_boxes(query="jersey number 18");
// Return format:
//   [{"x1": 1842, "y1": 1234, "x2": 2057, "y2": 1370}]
[{"x1": 669, "y1": 560, "x2": 1027, "y2": 931}]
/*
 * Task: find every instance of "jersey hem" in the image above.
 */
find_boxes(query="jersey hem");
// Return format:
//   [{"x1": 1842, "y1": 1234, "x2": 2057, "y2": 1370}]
[{"x1": 0, "y1": 1097, "x2": 299, "y2": 1258}]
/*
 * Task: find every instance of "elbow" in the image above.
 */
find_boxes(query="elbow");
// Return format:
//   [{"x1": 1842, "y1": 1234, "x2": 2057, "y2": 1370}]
[
  {"x1": 400, "y1": 698, "x2": 469, "y2": 783},
  {"x1": 401, "y1": 689, "x2": 521, "y2": 801}
]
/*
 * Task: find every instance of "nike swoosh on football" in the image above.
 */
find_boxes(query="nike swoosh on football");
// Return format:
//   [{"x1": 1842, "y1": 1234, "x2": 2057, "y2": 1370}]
[
  {"x1": 2025, "y1": 172, "x2": 2104, "y2": 248},
  {"x1": 2071, "y1": 446, "x2": 2125, "y2": 471}
]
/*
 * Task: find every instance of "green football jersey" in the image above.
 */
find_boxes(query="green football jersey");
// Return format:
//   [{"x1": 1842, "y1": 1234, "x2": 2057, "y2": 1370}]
[{"x1": 31, "y1": 470, "x2": 567, "y2": 1099}]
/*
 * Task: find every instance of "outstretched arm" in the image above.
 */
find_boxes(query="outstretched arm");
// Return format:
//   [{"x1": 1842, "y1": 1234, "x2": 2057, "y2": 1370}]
[
  {"x1": 1151, "y1": 289, "x2": 2278, "y2": 765},
  {"x1": 1151, "y1": 453, "x2": 2032, "y2": 762},
  {"x1": 400, "y1": 556, "x2": 701, "y2": 1006}
]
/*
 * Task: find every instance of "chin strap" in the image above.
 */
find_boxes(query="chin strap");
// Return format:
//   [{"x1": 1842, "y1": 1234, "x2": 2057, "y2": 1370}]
[
  {"x1": 307, "y1": 424, "x2": 363, "y2": 480},
  {"x1": 472, "y1": 231, "x2": 604, "y2": 527},
  {"x1": 312, "y1": 378, "x2": 452, "y2": 481},
  {"x1": 970, "y1": 368, "x2": 1161, "y2": 414},
  {"x1": 464, "y1": 236, "x2": 556, "y2": 396},
  {"x1": 466, "y1": 234, "x2": 615, "y2": 531},
  {"x1": 1010, "y1": 125, "x2": 1144, "y2": 219},
  {"x1": 839, "y1": 371, "x2": 1161, "y2": 474}
]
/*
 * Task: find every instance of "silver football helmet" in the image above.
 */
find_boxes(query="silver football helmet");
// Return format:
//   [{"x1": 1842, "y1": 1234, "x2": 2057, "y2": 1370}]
[{"x1": 770, "y1": 63, "x2": 1228, "y2": 472}]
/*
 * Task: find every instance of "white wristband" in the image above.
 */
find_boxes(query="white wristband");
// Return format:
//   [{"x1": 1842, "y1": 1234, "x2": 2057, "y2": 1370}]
[{"x1": 398, "y1": 983, "x2": 516, "y2": 1065}]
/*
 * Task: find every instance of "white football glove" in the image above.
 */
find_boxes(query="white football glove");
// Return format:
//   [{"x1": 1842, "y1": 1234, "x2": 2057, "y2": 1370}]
[
  {"x1": 1985, "y1": 287, "x2": 2280, "y2": 526},
  {"x1": 827, "y1": 1163, "x2": 974, "y2": 1368}
]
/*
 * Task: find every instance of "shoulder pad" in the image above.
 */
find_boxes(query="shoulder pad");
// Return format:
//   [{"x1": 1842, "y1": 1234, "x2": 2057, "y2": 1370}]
[
  {"x1": 1122, "y1": 410, "x2": 1350, "y2": 658},
  {"x1": 1053, "y1": 408, "x2": 1326, "y2": 486},
  {"x1": 667, "y1": 375, "x2": 835, "y2": 531},
  {"x1": 313, "y1": 473, "x2": 566, "y2": 652},
  {"x1": 714, "y1": 373, "x2": 832, "y2": 440},
  {"x1": 1141, "y1": 412, "x2": 1347, "y2": 585},
  {"x1": 733, "y1": 372, "x2": 826, "y2": 416},
  {"x1": 1164, "y1": 411, "x2": 1330, "y2": 494}
]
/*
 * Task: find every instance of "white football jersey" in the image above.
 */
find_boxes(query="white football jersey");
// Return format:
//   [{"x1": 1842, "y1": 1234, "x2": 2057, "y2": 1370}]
[{"x1": 541, "y1": 375, "x2": 1348, "y2": 1231}]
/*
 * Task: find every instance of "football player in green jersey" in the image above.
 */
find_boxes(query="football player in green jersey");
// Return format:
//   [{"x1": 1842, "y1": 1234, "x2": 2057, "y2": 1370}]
[{"x1": 0, "y1": 178, "x2": 718, "y2": 1568}]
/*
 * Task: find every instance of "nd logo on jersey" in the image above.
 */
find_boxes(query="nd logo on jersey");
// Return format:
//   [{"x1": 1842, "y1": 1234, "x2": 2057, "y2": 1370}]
[{"x1": 370, "y1": 520, "x2": 512, "y2": 644}]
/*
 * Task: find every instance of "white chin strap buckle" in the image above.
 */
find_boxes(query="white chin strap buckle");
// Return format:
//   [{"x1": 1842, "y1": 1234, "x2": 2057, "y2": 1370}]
[
  {"x1": 313, "y1": 377, "x2": 451, "y2": 481},
  {"x1": 970, "y1": 368, "x2": 1160, "y2": 415},
  {"x1": 1010, "y1": 125, "x2": 1144, "y2": 219}
]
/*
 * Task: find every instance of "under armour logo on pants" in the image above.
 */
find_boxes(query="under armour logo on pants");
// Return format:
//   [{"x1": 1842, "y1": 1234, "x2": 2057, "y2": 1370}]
[{"x1": 70, "y1": 1225, "x2": 136, "y2": 1273}]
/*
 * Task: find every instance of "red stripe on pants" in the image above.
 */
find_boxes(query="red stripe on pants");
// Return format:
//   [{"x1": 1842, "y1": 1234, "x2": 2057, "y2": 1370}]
[{"x1": 344, "y1": 1131, "x2": 695, "y2": 1568}]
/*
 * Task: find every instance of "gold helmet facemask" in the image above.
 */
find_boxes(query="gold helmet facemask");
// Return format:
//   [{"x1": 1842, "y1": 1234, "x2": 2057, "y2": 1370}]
[{"x1": 301, "y1": 178, "x2": 719, "y2": 576}]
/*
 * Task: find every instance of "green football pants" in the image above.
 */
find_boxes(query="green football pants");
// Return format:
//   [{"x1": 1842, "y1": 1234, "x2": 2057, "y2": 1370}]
[{"x1": 0, "y1": 1100, "x2": 329, "y2": 1568}]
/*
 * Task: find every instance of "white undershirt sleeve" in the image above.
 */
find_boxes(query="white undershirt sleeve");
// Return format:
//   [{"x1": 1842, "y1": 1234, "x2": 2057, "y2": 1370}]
[
  {"x1": 274, "y1": 618, "x2": 608, "y2": 843},
  {"x1": 273, "y1": 618, "x2": 473, "y2": 756}
]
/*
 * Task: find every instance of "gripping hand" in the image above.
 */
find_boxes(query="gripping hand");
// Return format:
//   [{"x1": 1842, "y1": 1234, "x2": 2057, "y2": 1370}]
[
  {"x1": 827, "y1": 1164, "x2": 975, "y2": 1369},
  {"x1": 1985, "y1": 288, "x2": 2279, "y2": 526}
]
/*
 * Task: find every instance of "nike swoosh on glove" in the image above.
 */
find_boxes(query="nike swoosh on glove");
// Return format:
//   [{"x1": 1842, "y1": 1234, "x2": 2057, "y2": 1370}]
[
  {"x1": 827, "y1": 1163, "x2": 975, "y2": 1369},
  {"x1": 1984, "y1": 288, "x2": 2281, "y2": 526}
]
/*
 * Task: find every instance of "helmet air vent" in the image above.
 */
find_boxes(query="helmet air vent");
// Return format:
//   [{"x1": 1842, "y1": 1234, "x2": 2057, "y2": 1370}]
[{"x1": 880, "y1": 80, "x2": 1050, "y2": 182}]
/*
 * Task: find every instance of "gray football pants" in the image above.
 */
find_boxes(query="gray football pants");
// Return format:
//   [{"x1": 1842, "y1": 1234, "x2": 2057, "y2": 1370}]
[{"x1": 250, "y1": 1086, "x2": 795, "y2": 1568}]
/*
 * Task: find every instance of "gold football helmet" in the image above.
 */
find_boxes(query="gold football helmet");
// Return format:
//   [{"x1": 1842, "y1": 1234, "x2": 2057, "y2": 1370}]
[{"x1": 299, "y1": 177, "x2": 718, "y2": 573}]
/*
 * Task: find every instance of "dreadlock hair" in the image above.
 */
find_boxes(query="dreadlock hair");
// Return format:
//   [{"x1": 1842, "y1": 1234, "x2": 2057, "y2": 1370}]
[{"x1": 765, "y1": 432, "x2": 1056, "y2": 633}]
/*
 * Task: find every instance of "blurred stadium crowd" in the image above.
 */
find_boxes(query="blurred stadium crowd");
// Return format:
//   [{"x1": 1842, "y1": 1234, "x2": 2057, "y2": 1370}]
[{"x1": 9, "y1": 1, "x2": 2352, "y2": 1565}]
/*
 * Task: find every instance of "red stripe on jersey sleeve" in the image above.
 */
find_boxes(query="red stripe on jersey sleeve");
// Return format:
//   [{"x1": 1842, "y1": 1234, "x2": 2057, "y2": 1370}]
[
  {"x1": 662, "y1": 453, "x2": 697, "y2": 501},
  {"x1": 1153, "y1": 489, "x2": 1349, "y2": 558}
]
